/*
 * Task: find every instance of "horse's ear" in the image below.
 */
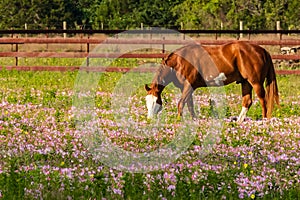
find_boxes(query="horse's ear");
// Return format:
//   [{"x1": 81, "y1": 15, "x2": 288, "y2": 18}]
[{"x1": 144, "y1": 84, "x2": 151, "y2": 91}]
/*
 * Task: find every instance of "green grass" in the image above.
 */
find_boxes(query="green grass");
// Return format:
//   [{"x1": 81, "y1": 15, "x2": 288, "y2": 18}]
[
  {"x1": 0, "y1": 69, "x2": 299, "y2": 126},
  {"x1": 0, "y1": 57, "x2": 145, "y2": 68},
  {"x1": 0, "y1": 69, "x2": 299, "y2": 200}
]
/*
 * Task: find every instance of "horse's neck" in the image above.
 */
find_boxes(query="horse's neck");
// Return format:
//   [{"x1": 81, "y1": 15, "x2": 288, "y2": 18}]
[
  {"x1": 151, "y1": 78, "x2": 166, "y2": 94},
  {"x1": 151, "y1": 66, "x2": 172, "y2": 92}
]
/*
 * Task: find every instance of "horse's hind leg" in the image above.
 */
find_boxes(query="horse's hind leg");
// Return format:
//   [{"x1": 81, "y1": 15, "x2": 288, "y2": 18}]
[
  {"x1": 252, "y1": 83, "x2": 267, "y2": 119},
  {"x1": 237, "y1": 81, "x2": 253, "y2": 123}
]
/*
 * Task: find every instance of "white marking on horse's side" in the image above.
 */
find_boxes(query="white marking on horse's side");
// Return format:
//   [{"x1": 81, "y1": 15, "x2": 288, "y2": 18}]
[
  {"x1": 214, "y1": 72, "x2": 227, "y2": 85},
  {"x1": 237, "y1": 107, "x2": 248, "y2": 123},
  {"x1": 145, "y1": 94, "x2": 162, "y2": 118}
]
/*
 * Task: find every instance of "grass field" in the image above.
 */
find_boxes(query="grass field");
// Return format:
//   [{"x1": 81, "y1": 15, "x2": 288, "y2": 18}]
[{"x1": 0, "y1": 68, "x2": 299, "y2": 199}]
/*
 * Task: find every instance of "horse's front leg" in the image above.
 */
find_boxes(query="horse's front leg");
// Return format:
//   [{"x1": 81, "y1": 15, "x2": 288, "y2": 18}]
[{"x1": 178, "y1": 82, "x2": 194, "y2": 118}]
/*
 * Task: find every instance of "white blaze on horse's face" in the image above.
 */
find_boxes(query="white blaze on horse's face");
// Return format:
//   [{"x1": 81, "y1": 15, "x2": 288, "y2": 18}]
[{"x1": 145, "y1": 94, "x2": 162, "y2": 118}]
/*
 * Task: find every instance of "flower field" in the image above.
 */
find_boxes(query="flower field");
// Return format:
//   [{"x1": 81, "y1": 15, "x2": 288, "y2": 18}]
[{"x1": 0, "y1": 69, "x2": 299, "y2": 199}]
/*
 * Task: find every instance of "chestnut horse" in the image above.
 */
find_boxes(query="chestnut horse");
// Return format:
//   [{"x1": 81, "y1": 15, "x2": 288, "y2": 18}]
[{"x1": 145, "y1": 41, "x2": 279, "y2": 122}]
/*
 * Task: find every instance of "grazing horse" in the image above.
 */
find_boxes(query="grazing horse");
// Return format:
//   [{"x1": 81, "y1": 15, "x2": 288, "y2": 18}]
[{"x1": 145, "y1": 41, "x2": 279, "y2": 123}]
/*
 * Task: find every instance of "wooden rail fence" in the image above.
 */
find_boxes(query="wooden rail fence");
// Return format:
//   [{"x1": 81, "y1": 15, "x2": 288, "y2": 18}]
[{"x1": 1, "y1": 37, "x2": 300, "y2": 75}]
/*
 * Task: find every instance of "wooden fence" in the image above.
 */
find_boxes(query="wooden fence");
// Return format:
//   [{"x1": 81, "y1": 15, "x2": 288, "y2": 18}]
[
  {"x1": 0, "y1": 29, "x2": 300, "y2": 74},
  {"x1": 1, "y1": 38, "x2": 300, "y2": 59}
]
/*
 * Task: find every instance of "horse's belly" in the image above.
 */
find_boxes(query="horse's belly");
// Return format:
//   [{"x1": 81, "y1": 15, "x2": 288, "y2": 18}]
[{"x1": 223, "y1": 73, "x2": 244, "y2": 85}]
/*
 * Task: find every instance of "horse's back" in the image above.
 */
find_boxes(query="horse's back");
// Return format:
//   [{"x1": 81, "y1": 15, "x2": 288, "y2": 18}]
[
  {"x1": 163, "y1": 41, "x2": 273, "y2": 86},
  {"x1": 204, "y1": 41, "x2": 268, "y2": 66},
  {"x1": 228, "y1": 41, "x2": 271, "y2": 82},
  {"x1": 204, "y1": 41, "x2": 272, "y2": 82}
]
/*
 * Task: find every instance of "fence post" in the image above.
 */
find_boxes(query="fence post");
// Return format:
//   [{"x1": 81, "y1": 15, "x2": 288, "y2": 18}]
[
  {"x1": 86, "y1": 35, "x2": 90, "y2": 67},
  {"x1": 46, "y1": 27, "x2": 49, "y2": 50},
  {"x1": 219, "y1": 22, "x2": 223, "y2": 39},
  {"x1": 25, "y1": 23, "x2": 28, "y2": 37},
  {"x1": 239, "y1": 21, "x2": 243, "y2": 38},
  {"x1": 80, "y1": 25, "x2": 83, "y2": 52},
  {"x1": 15, "y1": 35, "x2": 18, "y2": 66},
  {"x1": 10, "y1": 28, "x2": 14, "y2": 52},
  {"x1": 248, "y1": 28, "x2": 251, "y2": 40},
  {"x1": 180, "y1": 22, "x2": 184, "y2": 30},
  {"x1": 180, "y1": 22, "x2": 185, "y2": 40},
  {"x1": 63, "y1": 21, "x2": 67, "y2": 38},
  {"x1": 276, "y1": 21, "x2": 281, "y2": 38},
  {"x1": 162, "y1": 37, "x2": 165, "y2": 54}
]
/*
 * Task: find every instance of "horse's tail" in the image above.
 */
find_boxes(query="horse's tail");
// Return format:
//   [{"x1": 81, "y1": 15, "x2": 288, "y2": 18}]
[{"x1": 265, "y1": 52, "x2": 280, "y2": 118}]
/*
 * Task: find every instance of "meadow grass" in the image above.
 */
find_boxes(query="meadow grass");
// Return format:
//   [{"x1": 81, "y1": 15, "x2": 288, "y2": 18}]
[{"x1": 0, "y1": 69, "x2": 299, "y2": 199}]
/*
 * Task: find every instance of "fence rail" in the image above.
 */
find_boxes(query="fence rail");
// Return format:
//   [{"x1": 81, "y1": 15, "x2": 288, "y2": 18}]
[
  {"x1": 1, "y1": 38, "x2": 300, "y2": 45},
  {"x1": 1, "y1": 38, "x2": 300, "y2": 59},
  {"x1": 0, "y1": 52, "x2": 299, "y2": 60},
  {"x1": 1, "y1": 29, "x2": 300, "y2": 35},
  {"x1": 3, "y1": 66, "x2": 300, "y2": 75},
  {"x1": 0, "y1": 30, "x2": 300, "y2": 75}
]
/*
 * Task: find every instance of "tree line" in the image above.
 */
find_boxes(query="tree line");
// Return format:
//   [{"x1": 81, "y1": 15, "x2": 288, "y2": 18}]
[{"x1": 0, "y1": 0, "x2": 299, "y2": 30}]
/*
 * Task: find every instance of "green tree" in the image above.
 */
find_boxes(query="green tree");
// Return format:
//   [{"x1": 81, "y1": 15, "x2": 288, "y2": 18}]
[
  {"x1": 133, "y1": 0, "x2": 182, "y2": 28},
  {"x1": 172, "y1": 0, "x2": 233, "y2": 29},
  {"x1": 84, "y1": 0, "x2": 137, "y2": 29},
  {"x1": 284, "y1": 0, "x2": 300, "y2": 29},
  {"x1": 263, "y1": 0, "x2": 300, "y2": 29},
  {"x1": 0, "y1": 0, "x2": 299, "y2": 30},
  {"x1": 87, "y1": 0, "x2": 182, "y2": 29},
  {"x1": 173, "y1": 0, "x2": 300, "y2": 30},
  {"x1": 225, "y1": 0, "x2": 267, "y2": 29},
  {"x1": 0, "y1": 0, "x2": 84, "y2": 29}
]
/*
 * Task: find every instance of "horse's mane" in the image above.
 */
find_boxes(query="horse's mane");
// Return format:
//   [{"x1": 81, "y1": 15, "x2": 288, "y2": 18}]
[
  {"x1": 153, "y1": 64, "x2": 166, "y2": 83},
  {"x1": 156, "y1": 63, "x2": 168, "y2": 74}
]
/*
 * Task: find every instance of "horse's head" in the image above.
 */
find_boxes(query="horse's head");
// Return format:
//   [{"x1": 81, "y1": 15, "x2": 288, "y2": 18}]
[
  {"x1": 144, "y1": 84, "x2": 163, "y2": 118},
  {"x1": 144, "y1": 63, "x2": 177, "y2": 118}
]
